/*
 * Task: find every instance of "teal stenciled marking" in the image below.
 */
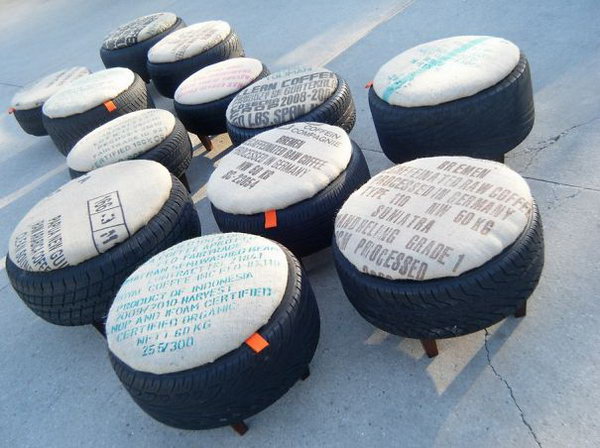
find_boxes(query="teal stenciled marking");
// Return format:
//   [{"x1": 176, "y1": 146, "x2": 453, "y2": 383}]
[{"x1": 381, "y1": 36, "x2": 491, "y2": 102}]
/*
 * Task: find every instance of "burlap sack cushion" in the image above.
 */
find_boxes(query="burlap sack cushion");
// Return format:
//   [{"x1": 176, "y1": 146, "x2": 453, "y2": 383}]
[
  {"x1": 11, "y1": 67, "x2": 91, "y2": 110},
  {"x1": 9, "y1": 160, "x2": 172, "y2": 272},
  {"x1": 175, "y1": 57, "x2": 264, "y2": 105},
  {"x1": 67, "y1": 109, "x2": 176, "y2": 172},
  {"x1": 147, "y1": 21, "x2": 231, "y2": 63},
  {"x1": 106, "y1": 233, "x2": 289, "y2": 374},
  {"x1": 226, "y1": 67, "x2": 339, "y2": 129},
  {"x1": 42, "y1": 68, "x2": 135, "y2": 118},
  {"x1": 335, "y1": 156, "x2": 533, "y2": 280},
  {"x1": 208, "y1": 122, "x2": 352, "y2": 214},
  {"x1": 373, "y1": 36, "x2": 520, "y2": 107}
]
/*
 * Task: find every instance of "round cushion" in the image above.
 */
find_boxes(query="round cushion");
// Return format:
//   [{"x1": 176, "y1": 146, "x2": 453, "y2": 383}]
[
  {"x1": 335, "y1": 156, "x2": 533, "y2": 280},
  {"x1": 226, "y1": 66, "x2": 339, "y2": 129},
  {"x1": 11, "y1": 67, "x2": 91, "y2": 111},
  {"x1": 42, "y1": 68, "x2": 135, "y2": 118},
  {"x1": 102, "y1": 13, "x2": 178, "y2": 50},
  {"x1": 107, "y1": 233, "x2": 288, "y2": 374},
  {"x1": 174, "y1": 57, "x2": 264, "y2": 105},
  {"x1": 67, "y1": 109, "x2": 176, "y2": 172},
  {"x1": 8, "y1": 160, "x2": 172, "y2": 272},
  {"x1": 147, "y1": 21, "x2": 231, "y2": 64},
  {"x1": 373, "y1": 36, "x2": 520, "y2": 107},
  {"x1": 208, "y1": 122, "x2": 352, "y2": 214}
]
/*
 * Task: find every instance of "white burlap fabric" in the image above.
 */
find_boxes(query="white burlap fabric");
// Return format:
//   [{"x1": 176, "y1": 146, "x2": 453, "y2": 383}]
[
  {"x1": 335, "y1": 156, "x2": 533, "y2": 280},
  {"x1": 106, "y1": 233, "x2": 289, "y2": 374}
]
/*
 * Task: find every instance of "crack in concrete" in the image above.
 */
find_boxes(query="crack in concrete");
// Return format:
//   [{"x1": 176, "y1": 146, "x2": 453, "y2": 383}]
[
  {"x1": 0, "y1": 81, "x2": 22, "y2": 88},
  {"x1": 522, "y1": 116, "x2": 600, "y2": 171},
  {"x1": 361, "y1": 146, "x2": 383, "y2": 153},
  {"x1": 523, "y1": 176, "x2": 600, "y2": 193},
  {"x1": 484, "y1": 329, "x2": 542, "y2": 448}
]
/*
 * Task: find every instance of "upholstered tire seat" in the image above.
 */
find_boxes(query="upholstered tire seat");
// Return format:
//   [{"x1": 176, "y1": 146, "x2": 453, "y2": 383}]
[
  {"x1": 100, "y1": 12, "x2": 186, "y2": 82},
  {"x1": 333, "y1": 156, "x2": 544, "y2": 351},
  {"x1": 226, "y1": 67, "x2": 356, "y2": 146},
  {"x1": 208, "y1": 122, "x2": 370, "y2": 256},
  {"x1": 10, "y1": 67, "x2": 90, "y2": 136},
  {"x1": 147, "y1": 21, "x2": 244, "y2": 98},
  {"x1": 107, "y1": 233, "x2": 320, "y2": 430},
  {"x1": 6, "y1": 160, "x2": 201, "y2": 326},
  {"x1": 369, "y1": 36, "x2": 534, "y2": 163},
  {"x1": 42, "y1": 68, "x2": 154, "y2": 155},
  {"x1": 67, "y1": 109, "x2": 192, "y2": 182},
  {"x1": 174, "y1": 57, "x2": 269, "y2": 137}
]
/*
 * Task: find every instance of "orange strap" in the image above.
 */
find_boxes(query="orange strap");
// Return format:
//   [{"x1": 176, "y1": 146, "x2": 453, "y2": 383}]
[
  {"x1": 264, "y1": 209, "x2": 277, "y2": 229},
  {"x1": 364, "y1": 81, "x2": 373, "y2": 89},
  {"x1": 7, "y1": 107, "x2": 15, "y2": 114},
  {"x1": 245, "y1": 333, "x2": 269, "y2": 353},
  {"x1": 104, "y1": 100, "x2": 117, "y2": 112}
]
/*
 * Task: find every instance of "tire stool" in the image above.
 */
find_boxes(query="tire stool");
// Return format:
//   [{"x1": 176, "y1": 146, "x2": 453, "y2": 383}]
[
  {"x1": 6, "y1": 160, "x2": 201, "y2": 327},
  {"x1": 226, "y1": 66, "x2": 356, "y2": 146},
  {"x1": 9, "y1": 67, "x2": 90, "y2": 136},
  {"x1": 369, "y1": 36, "x2": 534, "y2": 163},
  {"x1": 208, "y1": 122, "x2": 370, "y2": 256},
  {"x1": 106, "y1": 232, "x2": 320, "y2": 433},
  {"x1": 66, "y1": 109, "x2": 193, "y2": 189},
  {"x1": 42, "y1": 68, "x2": 154, "y2": 155},
  {"x1": 100, "y1": 12, "x2": 186, "y2": 82},
  {"x1": 147, "y1": 20, "x2": 244, "y2": 98},
  {"x1": 174, "y1": 57, "x2": 269, "y2": 150},
  {"x1": 333, "y1": 156, "x2": 544, "y2": 356}
]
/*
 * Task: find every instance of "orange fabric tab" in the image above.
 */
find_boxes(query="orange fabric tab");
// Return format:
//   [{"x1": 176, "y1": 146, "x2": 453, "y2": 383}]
[
  {"x1": 104, "y1": 100, "x2": 117, "y2": 112},
  {"x1": 7, "y1": 107, "x2": 15, "y2": 114},
  {"x1": 245, "y1": 333, "x2": 269, "y2": 353},
  {"x1": 264, "y1": 209, "x2": 277, "y2": 229},
  {"x1": 364, "y1": 81, "x2": 373, "y2": 89}
]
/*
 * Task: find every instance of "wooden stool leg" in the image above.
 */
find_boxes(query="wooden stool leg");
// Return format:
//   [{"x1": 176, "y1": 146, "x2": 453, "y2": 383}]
[
  {"x1": 178, "y1": 173, "x2": 191, "y2": 192},
  {"x1": 92, "y1": 320, "x2": 106, "y2": 338},
  {"x1": 199, "y1": 135, "x2": 213, "y2": 151},
  {"x1": 514, "y1": 301, "x2": 527, "y2": 318},
  {"x1": 231, "y1": 421, "x2": 248, "y2": 436},
  {"x1": 300, "y1": 367, "x2": 310, "y2": 381},
  {"x1": 420, "y1": 339, "x2": 439, "y2": 358}
]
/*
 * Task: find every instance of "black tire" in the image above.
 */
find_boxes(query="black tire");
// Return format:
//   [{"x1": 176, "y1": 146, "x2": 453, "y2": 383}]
[
  {"x1": 147, "y1": 30, "x2": 245, "y2": 98},
  {"x1": 109, "y1": 246, "x2": 320, "y2": 430},
  {"x1": 43, "y1": 74, "x2": 154, "y2": 156},
  {"x1": 333, "y1": 202, "x2": 544, "y2": 339},
  {"x1": 100, "y1": 18, "x2": 187, "y2": 82},
  {"x1": 226, "y1": 75, "x2": 356, "y2": 147},
  {"x1": 68, "y1": 118, "x2": 192, "y2": 179},
  {"x1": 5, "y1": 177, "x2": 201, "y2": 326},
  {"x1": 211, "y1": 141, "x2": 370, "y2": 257},
  {"x1": 369, "y1": 53, "x2": 534, "y2": 163},
  {"x1": 174, "y1": 64, "x2": 270, "y2": 136},
  {"x1": 13, "y1": 106, "x2": 47, "y2": 136}
]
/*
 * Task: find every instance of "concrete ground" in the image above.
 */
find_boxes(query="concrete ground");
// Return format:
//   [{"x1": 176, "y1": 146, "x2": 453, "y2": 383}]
[{"x1": 1, "y1": 0, "x2": 599, "y2": 446}]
